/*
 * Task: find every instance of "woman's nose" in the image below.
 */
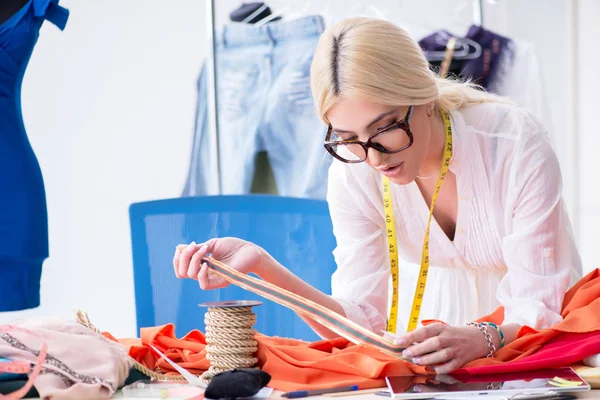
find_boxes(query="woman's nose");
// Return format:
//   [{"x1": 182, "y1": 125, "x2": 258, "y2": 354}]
[{"x1": 367, "y1": 147, "x2": 387, "y2": 166}]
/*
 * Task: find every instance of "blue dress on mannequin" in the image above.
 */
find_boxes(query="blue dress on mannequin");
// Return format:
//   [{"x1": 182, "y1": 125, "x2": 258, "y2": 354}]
[{"x1": 0, "y1": 0, "x2": 68, "y2": 311}]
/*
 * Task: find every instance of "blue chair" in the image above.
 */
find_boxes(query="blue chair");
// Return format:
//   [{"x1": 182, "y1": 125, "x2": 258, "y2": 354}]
[{"x1": 129, "y1": 195, "x2": 338, "y2": 341}]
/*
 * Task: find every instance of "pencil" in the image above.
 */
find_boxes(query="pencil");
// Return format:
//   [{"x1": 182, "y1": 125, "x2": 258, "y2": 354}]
[
  {"x1": 282, "y1": 385, "x2": 359, "y2": 398},
  {"x1": 323, "y1": 388, "x2": 388, "y2": 397}
]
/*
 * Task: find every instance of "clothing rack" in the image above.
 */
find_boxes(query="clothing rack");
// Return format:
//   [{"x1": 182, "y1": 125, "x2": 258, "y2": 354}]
[
  {"x1": 203, "y1": 0, "x2": 486, "y2": 195},
  {"x1": 205, "y1": 0, "x2": 221, "y2": 195},
  {"x1": 474, "y1": 0, "x2": 484, "y2": 26}
]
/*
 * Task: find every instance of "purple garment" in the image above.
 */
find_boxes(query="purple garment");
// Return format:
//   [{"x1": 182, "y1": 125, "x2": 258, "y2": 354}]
[{"x1": 418, "y1": 25, "x2": 513, "y2": 92}]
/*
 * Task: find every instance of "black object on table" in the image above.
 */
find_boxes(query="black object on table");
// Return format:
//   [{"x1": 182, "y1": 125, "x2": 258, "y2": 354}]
[{"x1": 205, "y1": 368, "x2": 271, "y2": 399}]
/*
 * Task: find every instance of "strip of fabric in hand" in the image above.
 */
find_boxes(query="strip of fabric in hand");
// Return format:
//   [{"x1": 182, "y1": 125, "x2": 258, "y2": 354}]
[{"x1": 198, "y1": 254, "x2": 407, "y2": 359}]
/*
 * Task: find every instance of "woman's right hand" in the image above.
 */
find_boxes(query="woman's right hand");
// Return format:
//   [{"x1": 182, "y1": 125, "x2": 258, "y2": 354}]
[{"x1": 173, "y1": 238, "x2": 267, "y2": 290}]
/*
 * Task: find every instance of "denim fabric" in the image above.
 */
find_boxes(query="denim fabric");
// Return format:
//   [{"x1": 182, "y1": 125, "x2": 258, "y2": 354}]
[{"x1": 183, "y1": 16, "x2": 331, "y2": 199}]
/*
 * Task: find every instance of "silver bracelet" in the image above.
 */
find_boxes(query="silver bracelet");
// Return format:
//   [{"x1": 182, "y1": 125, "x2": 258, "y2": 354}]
[{"x1": 467, "y1": 322, "x2": 497, "y2": 357}]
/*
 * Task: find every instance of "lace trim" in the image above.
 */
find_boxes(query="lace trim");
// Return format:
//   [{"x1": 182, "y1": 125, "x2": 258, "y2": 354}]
[{"x1": 0, "y1": 332, "x2": 116, "y2": 392}]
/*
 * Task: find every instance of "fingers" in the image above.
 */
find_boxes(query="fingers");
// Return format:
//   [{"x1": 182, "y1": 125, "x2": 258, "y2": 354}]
[
  {"x1": 198, "y1": 238, "x2": 219, "y2": 256},
  {"x1": 174, "y1": 239, "x2": 230, "y2": 290},
  {"x1": 198, "y1": 262, "x2": 228, "y2": 290},
  {"x1": 411, "y1": 347, "x2": 455, "y2": 366},
  {"x1": 188, "y1": 244, "x2": 209, "y2": 279},
  {"x1": 396, "y1": 324, "x2": 471, "y2": 374},
  {"x1": 198, "y1": 262, "x2": 210, "y2": 289},
  {"x1": 173, "y1": 247, "x2": 181, "y2": 278},
  {"x1": 176, "y1": 238, "x2": 217, "y2": 256},
  {"x1": 395, "y1": 323, "x2": 446, "y2": 346},
  {"x1": 186, "y1": 251, "x2": 203, "y2": 279},
  {"x1": 403, "y1": 336, "x2": 445, "y2": 358},
  {"x1": 175, "y1": 242, "x2": 199, "y2": 278},
  {"x1": 431, "y1": 358, "x2": 462, "y2": 375},
  {"x1": 174, "y1": 240, "x2": 217, "y2": 279}
]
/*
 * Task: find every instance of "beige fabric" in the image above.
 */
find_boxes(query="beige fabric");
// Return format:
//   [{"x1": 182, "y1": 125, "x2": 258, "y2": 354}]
[{"x1": 0, "y1": 317, "x2": 130, "y2": 400}]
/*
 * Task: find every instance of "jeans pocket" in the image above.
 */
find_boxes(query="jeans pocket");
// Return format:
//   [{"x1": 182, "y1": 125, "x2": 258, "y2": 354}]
[
  {"x1": 217, "y1": 62, "x2": 259, "y2": 119},
  {"x1": 284, "y1": 69, "x2": 316, "y2": 117}
]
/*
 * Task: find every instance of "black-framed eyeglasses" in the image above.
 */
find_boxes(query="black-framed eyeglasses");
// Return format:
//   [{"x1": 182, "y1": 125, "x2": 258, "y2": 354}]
[{"x1": 324, "y1": 106, "x2": 414, "y2": 164}]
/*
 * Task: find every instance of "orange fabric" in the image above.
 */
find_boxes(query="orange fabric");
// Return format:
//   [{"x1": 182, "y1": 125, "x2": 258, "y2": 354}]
[
  {"x1": 116, "y1": 327, "x2": 429, "y2": 390},
  {"x1": 120, "y1": 324, "x2": 210, "y2": 375},
  {"x1": 254, "y1": 335, "x2": 427, "y2": 390},
  {"x1": 421, "y1": 269, "x2": 600, "y2": 370},
  {"x1": 463, "y1": 269, "x2": 600, "y2": 368},
  {"x1": 113, "y1": 269, "x2": 600, "y2": 391}
]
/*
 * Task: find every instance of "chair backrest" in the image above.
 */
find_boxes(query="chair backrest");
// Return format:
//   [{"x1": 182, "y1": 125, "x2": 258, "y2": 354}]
[{"x1": 129, "y1": 195, "x2": 338, "y2": 341}]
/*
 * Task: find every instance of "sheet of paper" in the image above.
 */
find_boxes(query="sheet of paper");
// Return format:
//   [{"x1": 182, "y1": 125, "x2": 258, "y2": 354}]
[{"x1": 149, "y1": 344, "x2": 207, "y2": 388}]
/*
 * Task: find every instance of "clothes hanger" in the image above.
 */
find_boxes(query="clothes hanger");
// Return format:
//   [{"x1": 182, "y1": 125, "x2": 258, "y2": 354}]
[
  {"x1": 254, "y1": 5, "x2": 289, "y2": 27},
  {"x1": 241, "y1": 4, "x2": 270, "y2": 24},
  {"x1": 425, "y1": 36, "x2": 482, "y2": 61}
]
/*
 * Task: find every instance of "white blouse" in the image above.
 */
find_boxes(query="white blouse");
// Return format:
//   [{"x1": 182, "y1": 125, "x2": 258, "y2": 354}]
[{"x1": 326, "y1": 102, "x2": 582, "y2": 335}]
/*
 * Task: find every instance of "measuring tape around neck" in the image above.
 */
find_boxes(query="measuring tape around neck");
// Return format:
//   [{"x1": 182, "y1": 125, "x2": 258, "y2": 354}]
[{"x1": 383, "y1": 109, "x2": 453, "y2": 333}]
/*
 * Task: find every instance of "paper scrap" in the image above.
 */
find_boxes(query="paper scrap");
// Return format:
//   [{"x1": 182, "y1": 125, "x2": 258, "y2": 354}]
[{"x1": 150, "y1": 345, "x2": 207, "y2": 388}]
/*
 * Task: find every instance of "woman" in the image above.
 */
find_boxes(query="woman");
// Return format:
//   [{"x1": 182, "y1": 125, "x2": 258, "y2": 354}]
[{"x1": 173, "y1": 18, "x2": 582, "y2": 373}]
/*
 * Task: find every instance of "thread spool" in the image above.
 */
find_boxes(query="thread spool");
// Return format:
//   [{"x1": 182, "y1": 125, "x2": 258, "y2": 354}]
[{"x1": 199, "y1": 300, "x2": 262, "y2": 384}]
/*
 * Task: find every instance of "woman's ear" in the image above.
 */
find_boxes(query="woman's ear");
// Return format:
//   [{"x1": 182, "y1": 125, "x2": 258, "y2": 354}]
[{"x1": 426, "y1": 102, "x2": 436, "y2": 117}]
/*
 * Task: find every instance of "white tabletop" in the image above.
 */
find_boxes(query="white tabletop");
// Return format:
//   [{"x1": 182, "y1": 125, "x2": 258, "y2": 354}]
[{"x1": 27, "y1": 388, "x2": 600, "y2": 400}]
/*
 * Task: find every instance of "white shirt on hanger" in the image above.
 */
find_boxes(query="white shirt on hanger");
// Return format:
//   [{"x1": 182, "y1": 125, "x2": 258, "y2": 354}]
[
  {"x1": 326, "y1": 102, "x2": 582, "y2": 335},
  {"x1": 492, "y1": 40, "x2": 554, "y2": 146}
]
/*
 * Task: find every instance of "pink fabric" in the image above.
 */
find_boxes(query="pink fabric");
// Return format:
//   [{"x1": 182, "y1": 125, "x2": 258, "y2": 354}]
[
  {"x1": 0, "y1": 318, "x2": 129, "y2": 400},
  {"x1": 0, "y1": 324, "x2": 48, "y2": 400}
]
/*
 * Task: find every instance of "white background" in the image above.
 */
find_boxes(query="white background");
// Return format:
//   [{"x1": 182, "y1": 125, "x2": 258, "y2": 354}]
[{"x1": 0, "y1": 0, "x2": 597, "y2": 338}]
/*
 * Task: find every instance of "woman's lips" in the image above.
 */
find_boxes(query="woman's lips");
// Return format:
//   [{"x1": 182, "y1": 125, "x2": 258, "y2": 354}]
[{"x1": 379, "y1": 162, "x2": 404, "y2": 178}]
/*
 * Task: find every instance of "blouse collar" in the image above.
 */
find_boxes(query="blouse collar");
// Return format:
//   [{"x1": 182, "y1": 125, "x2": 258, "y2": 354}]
[{"x1": 447, "y1": 108, "x2": 465, "y2": 174}]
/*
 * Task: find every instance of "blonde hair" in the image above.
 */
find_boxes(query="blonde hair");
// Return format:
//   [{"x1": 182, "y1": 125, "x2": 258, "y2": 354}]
[{"x1": 310, "y1": 17, "x2": 508, "y2": 124}]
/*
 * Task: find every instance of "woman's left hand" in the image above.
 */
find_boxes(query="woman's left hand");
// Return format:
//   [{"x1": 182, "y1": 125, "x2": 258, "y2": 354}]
[{"x1": 394, "y1": 323, "x2": 492, "y2": 374}]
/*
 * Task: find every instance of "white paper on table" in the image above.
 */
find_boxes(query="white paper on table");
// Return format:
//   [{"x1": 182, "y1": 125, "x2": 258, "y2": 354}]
[
  {"x1": 249, "y1": 387, "x2": 274, "y2": 399},
  {"x1": 149, "y1": 344, "x2": 207, "y2": 388},
  {"x1": 149, "y1": 345, "x2": 274, "y2": 399}
]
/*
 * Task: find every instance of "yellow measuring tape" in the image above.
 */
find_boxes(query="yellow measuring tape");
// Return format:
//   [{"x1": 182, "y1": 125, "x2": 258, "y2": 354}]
[{"x1": 384, "y1": 109, "x2": 453, "y2": 333}]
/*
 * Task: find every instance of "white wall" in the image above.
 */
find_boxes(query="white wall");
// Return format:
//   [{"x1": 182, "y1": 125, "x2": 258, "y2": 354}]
[
  {"x1": 1, "y1": 0, "x2": 595, "y2": 335},
  {"x1": 575, "y1": 0, "x2": 600, "y2": 274},
  {"x1": 0, "y1": 0, "x2": 205, "y2": 337}
]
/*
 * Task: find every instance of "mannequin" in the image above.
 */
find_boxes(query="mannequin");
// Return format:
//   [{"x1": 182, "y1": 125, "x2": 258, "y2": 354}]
[{"x1": 0, "y1": 0, "x2": 68, "y2": 311}]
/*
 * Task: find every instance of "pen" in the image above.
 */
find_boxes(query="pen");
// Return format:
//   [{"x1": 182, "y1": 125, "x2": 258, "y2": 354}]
[
  {"x1": 282, "y1": 385, "x2": 359, "y2": 398},
  {"x1": 325, "y1": 388, "x2": 387, "y2": 397}
]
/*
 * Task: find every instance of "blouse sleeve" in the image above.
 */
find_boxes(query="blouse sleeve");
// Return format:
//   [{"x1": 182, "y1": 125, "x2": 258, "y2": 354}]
[
  {"x1": 326, "y1": 162, "x2": 389, "y2": 334},
  {"x1": 498, "y1": 128, "x2": 581, "y2": 329}
]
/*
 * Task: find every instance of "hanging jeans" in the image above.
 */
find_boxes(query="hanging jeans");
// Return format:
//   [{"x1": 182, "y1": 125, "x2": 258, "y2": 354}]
[
  {"x1": 0, "y1": 0, "x2": 69, "y2": 311},
  {"x1": 182, "y1": 16, "x2": 331, "y2": 199}
]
